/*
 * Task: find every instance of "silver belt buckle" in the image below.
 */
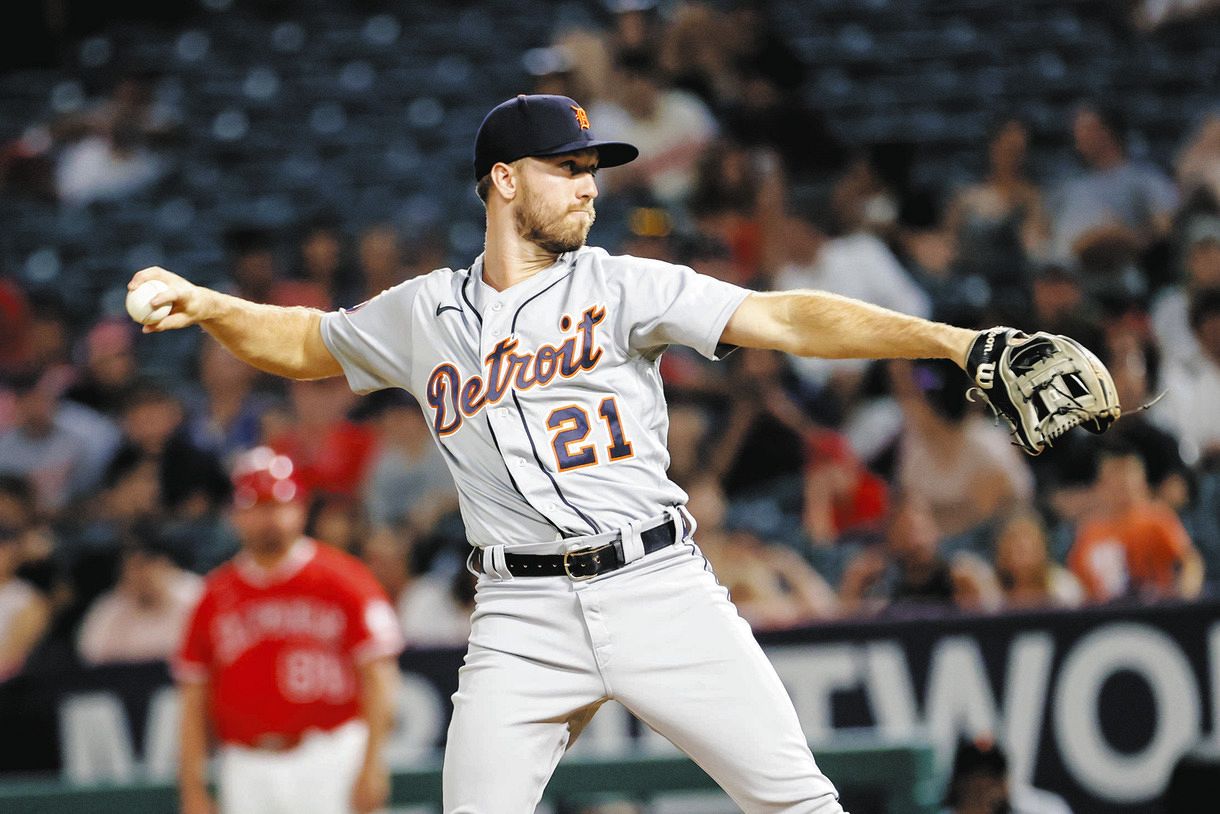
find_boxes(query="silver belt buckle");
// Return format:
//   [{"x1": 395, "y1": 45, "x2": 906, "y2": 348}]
[{"x1": 563, "y1": 543, "x2": 612, "y2": 581}]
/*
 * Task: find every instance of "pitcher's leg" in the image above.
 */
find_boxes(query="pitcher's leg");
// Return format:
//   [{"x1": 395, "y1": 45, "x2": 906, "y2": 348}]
[
  {"x1": 604, "y1": 549, "x2": 844, "y2": 814},
  {"x1": 443, "y1": 643, "x2": 605, "y2": 813}
]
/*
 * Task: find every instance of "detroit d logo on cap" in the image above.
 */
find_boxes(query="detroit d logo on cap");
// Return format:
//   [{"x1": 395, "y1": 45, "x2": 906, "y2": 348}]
[{"x1": 570, "y1": 105, "x2": 590, "y2": 130}]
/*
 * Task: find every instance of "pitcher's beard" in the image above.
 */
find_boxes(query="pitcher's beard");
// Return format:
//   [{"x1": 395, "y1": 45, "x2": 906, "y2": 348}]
[{"x1": 515, "y1": 189, "x2": 595, "y2": 254}]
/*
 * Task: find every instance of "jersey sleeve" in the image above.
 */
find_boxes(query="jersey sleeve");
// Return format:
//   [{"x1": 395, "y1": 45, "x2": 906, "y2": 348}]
[
  {"x1": 338, "y1": 562, "x2": 407, "y2": 664},
  {"x1": 173, "y1": 589, "x2": 214, "y2": 684},
  {"x1": 619, "y1": 260, "x2": 750, "y2": 360},
  {"x1": 320, "y1": 278, "x2": 426, "y2": 395}
]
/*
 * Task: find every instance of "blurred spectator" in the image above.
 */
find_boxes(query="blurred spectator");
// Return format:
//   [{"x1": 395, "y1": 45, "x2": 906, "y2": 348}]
[
  {"x1": 590, "y1": 49, "x2": 718, "y2": 204},
  {"x1": 658, "y1": 3, "x2": 736, "y2": 104},
  {"x1": 1027, "y1": 261, "x2": 1102, "y2": 344},
  {"x1": 223, "y1": 227, "x2": 329, "y2": 309},
  {"x1": 54, "y1": 118, "x2": 164, "y2": 206},
  {"x1": 1155, "y1": 288, "x2": 1220, "y2": 466},
  {"x1": 357, "y1": 224, "x2": 410, "y2": 299},
  {"x1": 76, "y1": 531, "x2": 202, "y2": 666},
  {"x1": 361, "y1": 525, "x2": 413, "y2": 605},
  {"x1": 267, "y1": 378, "x2": 377, "y2": 500},
  {"x1": 400, "y1": 566, "x2": 476, "y2": 648},
  {"x1": 306, "y1": 493, "x2": 369, "y2": 555},
  {"x1": 721, "y1": 4, "x2": 807, "y2": 97},
  {"x1": 839, "y1": 492, "x2": 1002, "y2": 617},
  {"x1": 48, "y1": 75, "x2": 178, "y2": 206},
  {"x1": 801, "y1": 431, "x2": 888, "y2": 547},
  {"x1": 0, "y1": 367, "x2": 120, "y2": 513},
  {"x1": 771, "y1": 201, "x2": 930, "y2": 399},
  {"x1": 1098, "y1": 334, "x2": 1190, "y2": 509},
  {"x1": 547, "y1": 29, "x2": 614, "y2": 105},
  {"x1": 54, "y1": 75, "x2": 179, "y2": 147},
  {"x1": 942, "y1": 735, "x2": 1072, "y2": 814},
  {"x1": 1176, "y1": 114, "x2": 1220, "y2": 205},
  {"x1": 402, "y1": 229, "x2": 449, "y2": 283},
  {"x1": 365, "y1": 520, "x2": 474, "y2": 648},
  {"x1": 185, "y1": 337, "x2": 275, "y2": 466},
  {"x1": 993, "y1": 511, "x2": 1083, "y2": 610},
  {"x1": 0, "y1": 479, "x2": 51, "y2": 682},
  {"x1": 686, "y1": 478, "x2": 839, "y2": 630},
  {"x1": 709, "y1": 349, "x2": 812, "y2": 499},
  {"x1": 605, "y1": 0, "x2": 663, "y2": 58},
  {"x1": 0, "y1": 476, "x2": 54, "y2": 569},
  {"x1": 1048, "y1": 103, "x2": 1177, "y2": 264},
  {"x1": 1151, "y1": 215, "x2": 1220, "y2": 365},
  {"x1": 524, "y1": 44, "x2": 583, "y2": 99},
  {"x1": 64, "y1": 319, "x2": 138, "y2": 417},
  {"x1": 687, "y1": 140, "x2": 782, "y2": 286},
  {"x1": 361, "y1": 522, "x2": 472, "y2": 647},
  {"x1": 298, "y1": 216, "x2": 361, "y2": 309},
  {"x1": 0, "y1": 280, "x2": 34, "y2": 377},
  {"x1": 360, "y1": 391, "x2": 456, "y2": 531},
  {"x1": 718, "y1": 6, "x2": 845, "y2": 179},
  {"x1": 891, "y1": 360, "x2": 1033, "y2": 538},
  {"x1": 664, "y1": 399, "x2": 710, "y2": 490},
  {"x1": 1068, "y1": 446, "x2": 1204, "y2": 602},
  {"x1": 24, "y1": 296, "x2": 73, "y2": 371},
  {"x1": 75, "y1": 447, "x2": 161, "y2": 559},
  {"x1": 831, "y1": 157, "x2": 903, "y2": 239},
  {"x1": 1135, "y1": 0, "x2": 1220, "y2": 30},
  {"x1": 945, "y1": 117, "x2": 1049, "y2": 291},
  {"x1": 893, "y1": 188, "x2": 996, "y2": 329},
  {"x1": 719, "y1": 73, "x2": 846, "y2": 183},
  {"x1": 117, "y1": 384, "x2": 230, "y2": 518}
]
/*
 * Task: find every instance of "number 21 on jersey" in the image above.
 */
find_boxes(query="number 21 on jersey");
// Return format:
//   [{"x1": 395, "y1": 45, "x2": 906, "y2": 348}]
[{"x1": 547, "y1": 397, "x2": 634, "y2": 472}]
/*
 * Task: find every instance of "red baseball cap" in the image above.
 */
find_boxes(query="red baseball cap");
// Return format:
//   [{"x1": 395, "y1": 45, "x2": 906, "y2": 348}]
[{"x1": 230, "y1": 446, "x2": 304, "y2": 509}]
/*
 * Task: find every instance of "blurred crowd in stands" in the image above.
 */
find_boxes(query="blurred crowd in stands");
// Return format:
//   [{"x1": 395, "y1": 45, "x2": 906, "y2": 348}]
[{"x1": 2, "y1": 0, "x2": 1220, "y2": 688}]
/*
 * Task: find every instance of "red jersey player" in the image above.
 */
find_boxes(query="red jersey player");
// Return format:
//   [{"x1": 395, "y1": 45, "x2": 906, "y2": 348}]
[{"x1": 175, "y1": 446, "x2": 404, "y2": 814}]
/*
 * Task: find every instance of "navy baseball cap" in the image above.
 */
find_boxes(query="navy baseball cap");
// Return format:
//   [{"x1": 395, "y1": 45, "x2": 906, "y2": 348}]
[{"x1": 473, "y1": 94, "x2": 638, "y2": 181}]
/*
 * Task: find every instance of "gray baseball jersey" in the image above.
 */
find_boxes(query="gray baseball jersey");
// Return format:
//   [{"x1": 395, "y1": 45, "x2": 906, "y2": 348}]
[{"x1": 320, "y1": 246, "x2": 748, "y2": 547}]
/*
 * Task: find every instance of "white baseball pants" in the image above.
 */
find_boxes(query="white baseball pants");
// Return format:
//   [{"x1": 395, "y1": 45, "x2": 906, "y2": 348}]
[
  {"x1": 217, "y1": 719, "x2": 368, "y2": 814},
  {"x1": 442, "y1": 541, "x2": 844, "y2": 813}
]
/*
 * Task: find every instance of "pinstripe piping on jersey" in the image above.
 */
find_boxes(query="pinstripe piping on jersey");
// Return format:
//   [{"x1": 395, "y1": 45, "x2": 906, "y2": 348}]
[
  {"x1": 461, "y1": 265, "x2": 589, "y2": 534},
  {"x1": 460, "y1": 273, "x2": 481, "y2": 325},
  {"x1": 457, "y1": 271, "x2": 572, "y2": 535},
  {"x1": 511, "y1": 390, "x2": 600, "y2": 534},
  {"x1": 510, "y1": 267, "x2": 602, "y2": 535},
  {"x1": 484, "y1": 413, "x2": 567, "y2": 535}
]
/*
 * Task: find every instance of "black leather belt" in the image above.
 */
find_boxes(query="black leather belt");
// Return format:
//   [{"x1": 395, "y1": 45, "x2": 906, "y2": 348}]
[{"x1": 471, "y1": 517, "x2": 681, "y2": 580}]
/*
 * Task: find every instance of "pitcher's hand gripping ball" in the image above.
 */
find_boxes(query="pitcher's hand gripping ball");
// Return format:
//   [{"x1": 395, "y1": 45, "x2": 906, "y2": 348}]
[
  {"x1": 125, "y1": 279, "x2": 172, "y2": 325},
  {"x1": 965, "y1": 327, "x2": 1121, "y2": 455}
]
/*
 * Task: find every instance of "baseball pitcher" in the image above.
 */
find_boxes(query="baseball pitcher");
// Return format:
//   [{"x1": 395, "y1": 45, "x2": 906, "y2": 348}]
[{"x1": 135, "y1": 94, "x2": 1116, "y2": 813}]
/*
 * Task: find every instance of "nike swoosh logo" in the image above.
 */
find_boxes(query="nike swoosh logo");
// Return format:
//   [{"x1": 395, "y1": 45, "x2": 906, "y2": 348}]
[{"x1": 436, "y1": 304, "x2": 462, "y2": 317}]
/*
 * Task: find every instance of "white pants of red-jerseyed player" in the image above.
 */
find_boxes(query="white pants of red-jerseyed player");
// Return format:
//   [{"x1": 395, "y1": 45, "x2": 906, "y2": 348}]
[
  {"x1": 442, "y1": 542, "x2": 845, "y2": 813},
  {"x1": 218, "y1": 719, "x2": 367, "y2": 814}
]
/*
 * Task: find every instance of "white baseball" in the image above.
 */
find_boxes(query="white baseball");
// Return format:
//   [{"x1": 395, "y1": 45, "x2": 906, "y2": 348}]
[{"x1": 125, "y1": 279, "x2": 173, "y2": 325}]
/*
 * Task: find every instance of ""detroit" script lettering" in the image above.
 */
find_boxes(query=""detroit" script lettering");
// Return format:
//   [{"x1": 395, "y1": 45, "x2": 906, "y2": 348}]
[{"x1": 426, "y1": 305, "x2": 607, "y2": 436}]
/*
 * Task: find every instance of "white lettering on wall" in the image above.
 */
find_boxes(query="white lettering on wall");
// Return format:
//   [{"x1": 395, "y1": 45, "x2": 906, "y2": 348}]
[
  {"x1": 924, "y1": 637, "x2": 1001, "y2": 766},
  {"x1": 771, "y1": 644, "x2": 862, "y2": 741},
  {"x1": 1209, "y1": 622, "x2": 1220, "y2": 747},
  {"x1": 1054, "y1": 623, "x2": 1200, "y2": 802},
  {"x1": 143, "y1": 686, "x2": 180, "y2": 780},
  {"x1": 1001, "y1": 633, "x2": 1054, "y2": 789},
  {"x1": 59, "y1": 693, "x2": 137, "y2": 782},
  {"x1": 863, "y1": 641, "x2": 919, "y2": 742}
]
